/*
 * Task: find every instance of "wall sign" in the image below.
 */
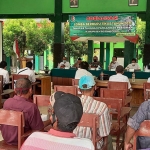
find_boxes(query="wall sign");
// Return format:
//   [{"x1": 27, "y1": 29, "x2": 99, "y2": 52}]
[{"x1": 69, "y1": 13, "x2": 137, "y2": 37}]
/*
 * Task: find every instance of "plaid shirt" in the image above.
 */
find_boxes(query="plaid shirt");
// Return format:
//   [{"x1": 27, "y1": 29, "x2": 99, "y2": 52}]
[
  {"x1": 128, "y1": 100, "x2": 150, "y2": 149},
  {"x1": 74, "y1": 95, "x2": 111, "y2": 149}
]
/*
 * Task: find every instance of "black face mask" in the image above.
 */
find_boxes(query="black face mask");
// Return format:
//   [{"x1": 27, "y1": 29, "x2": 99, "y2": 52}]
[{"x1": 93, "y1": 59, "x2": 97, "y2": 62}]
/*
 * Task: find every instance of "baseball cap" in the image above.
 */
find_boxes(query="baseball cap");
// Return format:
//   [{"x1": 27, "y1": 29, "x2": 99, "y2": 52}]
[
  {"x1": 54, "y1": 93, "x2": 83, "y2": 126},
  {"x1": 79, "y1": 75, "x2": 96, "y2": 90},
  {"x1": 50, "y1": 91, "x2": 65, "y2": 107}
]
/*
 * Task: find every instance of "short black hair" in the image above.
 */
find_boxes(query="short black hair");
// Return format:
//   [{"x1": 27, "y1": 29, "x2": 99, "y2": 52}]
[
  {"x1": 0, "y1": 61, "x2": 7, "y2": 69},
  {"x1": 132, "y1": 58, "x2": 136, "y2": 62},
  {"x1": 113, "y1": 56, "x2": 117, "y2": 60},
  {"x1": 26, "y1": 61, "x2": 32, "y2": 69},
  {"x1": 57, "y1": 121, "x2": 78, "y2": 132},
  {"x1": 15, "y1": 78, "x2": 32, "y2": 95},
  {"x1": 78, "y1": 58, "x2": 82, "y2": 60},
  {"x1": 80, "y1": 61, "x2": 89, "y2": 70},
  {"x1": 116, "y1": 65, "x2": 124, "y2": 73}
]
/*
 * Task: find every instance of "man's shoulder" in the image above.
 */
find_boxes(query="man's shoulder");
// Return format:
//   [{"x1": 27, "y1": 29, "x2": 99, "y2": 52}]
[
  {"x1": 109, "y1": 74, "x2": 117, "y2": 79},
  {"x1": 4, "y1": 97, "x2": 37, "y2": 110},
  {"x1": 81, "y1": 96, "x2": 107, "y2": 108},
  {"x1": 22, "y1": 132, "x2": 94, "y2": 150},
  {"x1": 0, "y1": 68, "x2": 8, "y2": 74}
]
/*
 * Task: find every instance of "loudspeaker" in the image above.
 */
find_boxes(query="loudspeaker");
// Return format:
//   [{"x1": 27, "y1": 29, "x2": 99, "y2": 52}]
[{"x1": 143, "y1": 44, "x2": 150, "y2": 66}]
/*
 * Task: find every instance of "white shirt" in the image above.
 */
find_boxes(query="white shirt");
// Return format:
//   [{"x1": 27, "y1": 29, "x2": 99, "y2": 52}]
[
  {"x1": 147, "y1": 78, "x2": 150, "y2": 83},
  {"x1": 0, "y1": 68, "x2": 10, "y2": 84},
  {"x1": 109, "y1": 73, "x2": 131, "y2": 89},
  {"x1": 125, "y1": 63, "x2": 140, "y2": 70},
  {"x1": 17, "y1": 67, "x2": 36, "y2": 82},
  {"x1": 109, "y1": 61, "x2": 119, "y2": 69},
  {"x1": 75, "y1": 68, "x2": 93, "y2": 79},
  {"x1": 59, "y1": 61, "x2": 70, "y2": 68}
]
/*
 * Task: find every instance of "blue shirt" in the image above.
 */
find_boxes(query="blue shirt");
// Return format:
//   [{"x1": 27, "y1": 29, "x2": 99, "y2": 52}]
[{"x1": 128, "y1": 100, "x2": 150, "y2": 149}]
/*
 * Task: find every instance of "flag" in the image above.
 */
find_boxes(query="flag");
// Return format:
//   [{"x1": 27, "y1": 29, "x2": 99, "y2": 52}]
[
  {"x1": 13, "y1": 39, "x2": 20, "y2": 58},
  {"x1": 124, "y1": 34, "x2": 139, "y2": 44}
]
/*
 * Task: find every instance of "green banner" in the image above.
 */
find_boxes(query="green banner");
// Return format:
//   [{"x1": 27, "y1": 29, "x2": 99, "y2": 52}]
[{"x1": 69, "y1": 13, "x2": 137, "y2": 37}]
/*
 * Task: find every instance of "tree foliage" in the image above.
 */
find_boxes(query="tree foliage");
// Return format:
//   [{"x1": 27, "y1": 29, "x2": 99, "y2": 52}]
[
  {"x1": 3, "y1": 19, "x2": 54, "y2": 56},
  {"x1": 64, "y1": 23, "x2": 88, "y2": 60},
  {"x1": 136, "y1": 17, "x2": 146, "y2": 59}
]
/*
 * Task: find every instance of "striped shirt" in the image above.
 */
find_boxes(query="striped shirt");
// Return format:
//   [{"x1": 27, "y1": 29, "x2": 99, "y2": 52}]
[
  {"x1": 73, "y1": 95, "x2": 111, "y2": 149},
  {"x1": 21, "y1": 130, "x2": 94, "y2": 150}
]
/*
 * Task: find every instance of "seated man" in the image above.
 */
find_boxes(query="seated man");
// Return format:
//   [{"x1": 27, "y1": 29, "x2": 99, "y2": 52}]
[
  {"x1": 124, "y1": 100, "x2": 150, "y2": 150},
  {"x1": 58, "y1": 57, "x2": 70, "y2": 69},
  {"x1": 0, "y1": 61, "x2": 10, "y2": 88},
  {"x1": 109, "y1": 56, "x2": 119, "y2": 70},
  {"x1": 72, "y1": 57, "x2": 82, "y2": 68},
  {"x1": 1, "y1": 78, "x2": 44, "y2": 145},
  {"x1": 74, "y1": 75, "x2": 114, "y2": 150},
  {"x1": 75, "y1": 61, "x2": 93, "y2": 79},
  {"x1": 90, "y1": 56, "x2": 102, "y2": 68},
  {"x1": 17, "y1": 61, "x2": 36, "y2": 82},
  {"x1": 109, "y1": 65, "x2": 131, "y2": 90},
  {"x1": 125, "y1": 58, "x2": 141, "y2": 71},
  {"x1": 21, "y1": 93, "x2": 94, "y2": 150}
]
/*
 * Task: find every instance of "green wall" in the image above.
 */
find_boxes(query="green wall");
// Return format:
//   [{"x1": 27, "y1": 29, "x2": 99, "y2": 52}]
[
  {"x1": 63, "y1": 0, "x2": 147, "y2": 13},
  {"x1": 0, "y1": 0, "x2": 146, "y2": 15},
  {"x1": 0, "y1": 0, "x2": 54, "y2": 14}
]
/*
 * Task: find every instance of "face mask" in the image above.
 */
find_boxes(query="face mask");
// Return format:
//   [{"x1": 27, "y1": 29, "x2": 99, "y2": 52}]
[
  {"x1": 63, "y1": 60, "x2": 66, "y2": 63},
  {"x1": 93, "y1": 59, "x2": 97, "y2": 62}
]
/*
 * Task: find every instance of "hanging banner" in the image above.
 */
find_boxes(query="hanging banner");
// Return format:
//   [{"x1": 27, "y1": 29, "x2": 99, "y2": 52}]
[{"x1": 69, "y1": 13, "x2": 137, "y2": 37}]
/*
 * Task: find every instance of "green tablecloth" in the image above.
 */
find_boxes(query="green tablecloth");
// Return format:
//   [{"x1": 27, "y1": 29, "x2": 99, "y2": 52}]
[{"x1": 50, "y1": 68, "x2": 150, "y2": 79}]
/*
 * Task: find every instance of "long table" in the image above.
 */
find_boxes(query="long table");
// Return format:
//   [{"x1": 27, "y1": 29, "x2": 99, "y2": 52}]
[
  {"x1": 50, "y1": 69, "x2": 149, "y2": 107},
  {"x1": 35, "y1": 75, "x2": 51, "y2": 95},
  {"x1": 51, "y1": 68, "x2": 150, "y2": 79}
]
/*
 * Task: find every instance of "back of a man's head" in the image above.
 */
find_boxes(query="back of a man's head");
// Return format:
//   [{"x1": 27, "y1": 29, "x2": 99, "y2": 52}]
[
  {"x1": 15, "y1": 78, "x2": 32, "y2": 95},
  {"x1": 26, "y1": 61, "x2": 32, "y2": 69},
  {"x1": 79, "y1": 76, "x2": 96, "y2": 92},
  {"x1": 116, "y1": 65, "x2": 124, "y2": 74},
  {"x1": 80, "y1": 61, "x2": 89, "y2": 70},
  {"x1": 54, "y1": 93, "x2": 83, "y2": 132},
  {"x1": 0, "y1": 61, "x2": 7, "y2": 69},
  {"x1": 132, "y1": 58, "x2": 136, "y2": 63}
]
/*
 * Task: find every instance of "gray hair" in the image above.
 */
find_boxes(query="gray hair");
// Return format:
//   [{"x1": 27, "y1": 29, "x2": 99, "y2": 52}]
[{"x1": 15, "y1": 78, "x2": 32, "y2": 95}]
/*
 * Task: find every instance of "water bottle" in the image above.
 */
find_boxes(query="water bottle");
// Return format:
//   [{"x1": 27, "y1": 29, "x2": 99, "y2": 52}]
[
  {"x1": 132, "y1": 72, "x2": 135, "y2": 82},
  {"x1": 100, "y1": 71, "x2": 104, "y2": 80}
]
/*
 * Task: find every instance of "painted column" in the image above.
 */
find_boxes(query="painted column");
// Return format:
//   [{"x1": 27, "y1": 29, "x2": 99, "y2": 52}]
[
  {"x1": 35, "y1": 55, "x2": 39, "y2": 72},
  {"x1": 143, "y1": 0, "x2": 150, "y2": 66},
  {"x1": 0, "y1": 21, "x2": 2, "y2": 62},
  {"x1": 100, "y1": 42, "x2": 104, "y2": 68},
  {"x1": 88, "y1": 40, "x2": 93, "y2": 64},
  {"x1": 145, "y1": 0, "x2": 150, "y2": 44},
  {"x1": 106, "y1": 43, "x2": 110, "y2": 70},
  {"x1": 53, "y1": 0, "x2": 64, "y2": 68},
  {"x1": 124, "y1": 41, "x2": 136, "y2": 68}
]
